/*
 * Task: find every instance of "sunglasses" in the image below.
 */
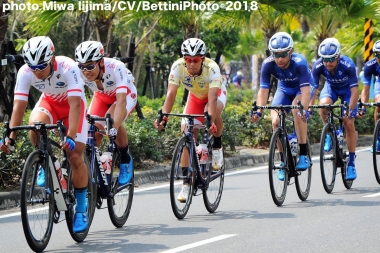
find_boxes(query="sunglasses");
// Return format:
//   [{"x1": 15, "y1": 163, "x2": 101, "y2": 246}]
[
  {"x1": 28, "y1": 62, "x2": 50, "y2": 72},
  {"x1": 322, "y1": 57, "x2": 337, "y2": 63},
  {"x1": 184, "y1": 56, "x2": 203, "y2": 64},
  {"x1": 273, "y1": 51, "x2": 290, "y2": 59},
  {"x1": 78, "y1": 61, "x2": 100, "y2": 71}
]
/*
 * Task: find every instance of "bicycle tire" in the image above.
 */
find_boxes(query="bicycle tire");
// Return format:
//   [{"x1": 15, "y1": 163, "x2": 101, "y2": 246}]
[
  {"x1": 340, "y1": 130, "x2": 353, "y2": 189},
  {"x1": 295, "y1": 138, "x2": 312, "y2": 201},
  {"x1": 107, "y1": 150, "x2": 134, "y2": 228},
  {"x1": 20, "y1": 150, "x2": 54, "y2": 252},
  {"x1": 66, "y1": 154, "x2": 95, "y2": 242},
  {"x1": 320, "y1": 124, "x2": 337, "y2": 193},
  {"x1": 203, "y1": 139, "x2": 225, "y2": 213},
  {"x1": 268, "y1": 129, "x2": 288, "y2": 206},
  {"x1": 373, "y1": 120, "x2": 380, "y2": 184},
  {"x1": 170, "y1": 136, "x2": 194, "y2": 219}
]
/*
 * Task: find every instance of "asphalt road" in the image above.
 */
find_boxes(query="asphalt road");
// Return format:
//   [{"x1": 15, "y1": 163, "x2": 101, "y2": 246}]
[{"x1": 1, "y1": 146, "x2": 379, "y2": 253}]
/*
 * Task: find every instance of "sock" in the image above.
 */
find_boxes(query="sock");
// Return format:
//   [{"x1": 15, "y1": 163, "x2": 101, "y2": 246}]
[
  {"x1": 213, "y1": 136, "x2": 222, "y2": 149},
  {"x1": 75, "y1": 188, "x2": 87, "y2": 213},
  {"x1": 299, "y1": 144, "x2": 307, "y2": 156},
  {"x1": 182, "y1": 167, "x2": 190, "y2": 184},
  {"x1": 118, "y1": 144, "x2": 131, "y2": 164},
  {"x1": 280, "y1": 152, "x2": 284, "y2": 162},
  {"x1": 348, "y1": 152, "x2": 355, "y2": 167}
]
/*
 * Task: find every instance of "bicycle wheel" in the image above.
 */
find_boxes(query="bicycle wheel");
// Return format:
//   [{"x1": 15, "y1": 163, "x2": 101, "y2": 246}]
[
  {"x1": 203, "y1": 139, "x2": 225, "y2": 213},
  {"x1": 66, "y1": 154, "x2": 96, "y2": 242},
  {"x1": 373, "y1": 120, "x2": 380, "y2": 184},
  {"x1": 295, "y1": 138, "x2": 312, "y2": 201},
  {"x1": 107, "y1": 150, "x2": 134, "y2": 228},
  {"x1": 268, "y1": 129, "x2": 288, "y2": 206},
  {"x1": 320, "y1": 124, "x2": 337, "y2": 193},
  {"x1": 20, "y1": 150, "x2": 54, "y2": 252},
  {"x1": 170, "y1": 136, "x2": 194, "y2": 219},
  {"x1": 340, "y1": 130, "x2": 353, "y2": 189}
]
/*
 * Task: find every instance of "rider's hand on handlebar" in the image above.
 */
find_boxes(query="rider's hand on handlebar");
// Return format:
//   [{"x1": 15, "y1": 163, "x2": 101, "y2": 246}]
[
  {"x1": 251, "y1": 112, "x2": 262, "y2": 123},
  {"x1": 61, "y1": 136, "x2": 76, "y2": 151},
  {"x1": 344, "y1": 108, "x2": 357, "y2": 119},
  {"x1": 208, "y1": 122, "x2": 217, "y2": 134},
  {"x1": 0, "y1": 137, "x2": 15, "y2": 154},
  {"x1": 154, "y1": 115, "x2": 168, "y2": 131},
  {"x1": 357, "y1": 107, "x2": 366, "y2": 119}
]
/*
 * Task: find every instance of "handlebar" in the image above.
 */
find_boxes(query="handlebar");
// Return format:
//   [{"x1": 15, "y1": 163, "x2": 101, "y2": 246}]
[
  {"x1": 250, "y1": 100, "x2": 304, "y2": 118},
  {"x1": 309, "y1": 101, "x2": 349, "y2": 117},
  {"x1": 157, "y1": 109, "x2": 212, "y2": 132},
  {"x1": 87, "y1": 114, "x2": 114, "y2": 138}
]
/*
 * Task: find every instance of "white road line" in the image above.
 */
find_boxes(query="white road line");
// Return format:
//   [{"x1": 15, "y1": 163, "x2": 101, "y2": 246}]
[
  {"x1": 363, "y1": 192, "x2": 380, "y2": 198},
  {"x1": 159, "y1": 234, "x2": 237, "y2": 253}
]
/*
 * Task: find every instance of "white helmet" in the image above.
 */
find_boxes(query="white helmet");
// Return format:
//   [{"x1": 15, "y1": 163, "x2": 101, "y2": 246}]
[
  {"x1": 75, "y1": 41, "x2": 104, "y2": 63},
  {"x1": 373, "y1": 40, "x2": 380, "y2": 53},
  {"x1": 237, "y1": 71, "x2": 243, "y2": 77},
  {"x1": 22, "y1": 36, "x2": 54, "y2": 65},
  {"x1": 318, "y1": 38, "x2": 341, "y2": 58},
  {"x1": 181, "y1": 38, "x2": 206, "y2": 56},
  {"x1": 268, "y1": 32, "x2": 294, "y2": 53}
]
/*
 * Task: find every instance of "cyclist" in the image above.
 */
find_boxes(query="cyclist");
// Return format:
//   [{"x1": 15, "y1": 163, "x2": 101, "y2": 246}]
[
  {"x1": 232, "y1": 70, "x2": 247, "y2": 89},
  {"x1": 251, "y1": 32, "x2": 316, "y2": 180},
  {"x1": 312, "y1": 38, "x2": 359, "y2": 180},
  {"x1": 359, "y1": 40, "x2": 380, "y2": 152},
  {"x1": 154, "y1": 38, "x2": 227, "y2": 202},
  {"x1": 0, "y1": 36, "x2": 89, "y2": 232},
  {"x1": 75, "y1": 41, "x2": 137, "y2": 186}
]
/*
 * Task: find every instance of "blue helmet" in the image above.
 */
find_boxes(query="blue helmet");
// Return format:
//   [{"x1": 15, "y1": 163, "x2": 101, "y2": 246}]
[
  {"x1": 318, "y1": 38, "x2": 340, "y2": 58},
  {"x1": 373, "y1": 40, "x2": 380, "y2": 53},
  {"x1": 268, "y1": 32, "x2": 294, "y2": 53}
]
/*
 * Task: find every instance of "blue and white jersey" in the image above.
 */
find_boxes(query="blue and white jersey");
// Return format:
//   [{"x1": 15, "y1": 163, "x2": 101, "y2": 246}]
[
  {"x1": 312, "y1": 55, "x2": 358, "y2": 90},
  {"x1": 363, "y1": 57, "x2": 380, "y2": 86},
  {"x1": 260, "y1": 53, "x2": 316, "y2": 94}
]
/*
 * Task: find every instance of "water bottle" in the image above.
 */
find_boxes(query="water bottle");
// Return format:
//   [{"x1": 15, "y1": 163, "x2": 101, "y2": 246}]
[
  {"x1": 288, "y1": 133, "x2": 298, "y2": 156},
  {"x1": 100, "y1": 152, "x2": 112, "y2": 174},
  {"x1": 196, "y1": 144, "x2": 208, "y2": 164},
  {"x1": 336, "y1": 128, "x2": 344, "y2": 149},
  {"x1": 54, "y1": 158, "x2": 67, "y2": 193}
]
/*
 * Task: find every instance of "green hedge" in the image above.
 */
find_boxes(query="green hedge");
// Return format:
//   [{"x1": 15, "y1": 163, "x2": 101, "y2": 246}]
[{"x1": 0, "y1": 89, "x2": 376, "y2": 190}]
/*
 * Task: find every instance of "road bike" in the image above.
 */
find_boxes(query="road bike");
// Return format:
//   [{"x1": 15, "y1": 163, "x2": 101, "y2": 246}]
[
  {"x1": 1, "y1": 121, "x2": 95, "y2": 252},
  {"x1": 309, "y1": 100, "x2": 352, "y2": 193},
  {"x1": 157, "y1": 110, "x2": 225, "y2": 219},
  {"x1": 86, "y1": 113, "x2": 134, "y2": 227},
  {"x1": 251, "y1": 101, "x2": 312, "y2": 206},
  {"x1": 358, "y1": 99, "x2": 380, "y2": 184}
]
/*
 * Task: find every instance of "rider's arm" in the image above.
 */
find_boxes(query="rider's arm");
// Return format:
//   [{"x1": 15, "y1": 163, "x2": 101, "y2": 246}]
[
  {"x1": 113, "y1": 64, "x2": 132, "y2": 130},
  {"x1": 256, "y1": 58, "x2": 273, "y2": 113},
  {"x1": 8, "y1": 100, "x2": 28, "y2": 140},
  {"x1": 297, "y1": 64, "x2": 311, "y2": 110},
  {"x1": 67, "y1": 96, "x2": 82, "y2": 140},
  {"x1": 300, "y1": 86, "x2": 310, "y2": 111},
  {"x1": 361, "y1": 63, "x2": 375, "y2": 103},
  {"x1": 162, "y1": 84, "x2": 179, "y2": 113},
  {"x1": 256, "y1": 88, "x2": 269, "y2": 114},
  {"x1": 113, "y1": 92, "x2": 127, "y2": 131},
  {"x1": 207, "y1": 87, "x2": 219, "y2": 122},
  {"x1": 350, "y1": 86, "x2": 359, "y2": 111},
  {"x1": 346, "y1": 64, "x2": 359, "y2": 111}
]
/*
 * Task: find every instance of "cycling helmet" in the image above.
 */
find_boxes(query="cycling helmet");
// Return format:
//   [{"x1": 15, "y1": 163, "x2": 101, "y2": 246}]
[
  {"x1": 22, "y1": 36, "x2": 54, "y2": 65},
  {"x1": 237, "y1": 71, "x2": 243, "y2": 77},
  {"x1": 268, "y1": 32, "x2": 294, "y2": 53},
  {"x1": 181, "y1": 38, "x2": 206, "y2": 56},
  {"x1": 373, "y1": 40, "x2": 380, "y2": 53},
  {"x1": 75, "y1": 41, "x2": 104, "y2": 63},
  {"x1": 318, "y1": 38, "x2": 340, "y2": 58}
]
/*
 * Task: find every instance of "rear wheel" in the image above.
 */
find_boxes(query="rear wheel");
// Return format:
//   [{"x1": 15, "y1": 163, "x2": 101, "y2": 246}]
[
  {"x1": 373, "y1": 120, "x2": 380, "y2": 184},
  {"x1": 169, "y1": 136, "x2": 194, "y2": 219},
  {"x1": 107, "y1": 151, "x2": 134, "y2": 228},
  {"x1": 203, "y1": 139, "x2": 224, "y2": 213},
  {"x1": 320, "y1": 124, "x2": 337, "y2": 193},
  {"x1": 268, "y1": 129, "x2": 288, "y2": 206},
  {"x1": 20, "y1": 151, "x2": 54, "y2": 252},
  {"x1": 295, "y1": 138, "x2": 312, "y2": 201}
]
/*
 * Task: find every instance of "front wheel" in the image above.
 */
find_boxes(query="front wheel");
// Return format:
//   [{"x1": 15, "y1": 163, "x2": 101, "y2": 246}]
[
  {"x1": 373, "y1": 120, "x2": 380, "y2": 184},
  {"x1": 107, "y1": 151, "x2": 134, "y2": 228},
  {"x1": 295, "y1": 138, "x2": 312, "y2": 201},
  {"x1": 268, "y1": 129, "x2": 288, "y2": 206},
  {"x1": 20, "y1": 151, "x2": 54, "y2": 252},
  {"x1": 320, "y1": 124, "x2": 337, "y2": 193},
  {"x1": 203, "y1": 142, "x2": 225, "y2": 213},
  {"x1": 170, "y1": 136, "x2": 194, "y2": 219}
]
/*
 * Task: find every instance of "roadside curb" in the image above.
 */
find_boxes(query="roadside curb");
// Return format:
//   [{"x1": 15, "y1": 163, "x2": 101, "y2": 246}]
[{"x1": 0, "y1": 136, "x2": 373, "y2": 211}]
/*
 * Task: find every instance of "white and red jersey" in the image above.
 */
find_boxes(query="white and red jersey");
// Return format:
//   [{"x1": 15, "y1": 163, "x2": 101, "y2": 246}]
[
  {"x1": 14, "y1": 56, "x2": 84, "y2": 102},
  {"x1": 82, "y1": 57, "x2": 137, "y2": 100}
]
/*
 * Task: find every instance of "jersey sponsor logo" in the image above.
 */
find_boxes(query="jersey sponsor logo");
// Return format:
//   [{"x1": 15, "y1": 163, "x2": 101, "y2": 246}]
[
  {"x1": 184, "y1": 76, "x2": 191, "y2": 83},
  {"x1": 106, "y1": 81, "x2": 114, "y2": 86},
  {"x1": 366, "y1": 59, "x2": 377, "y2": 67},
  {"x1": 84, "y1": 81, "x2": 94, "y2": 87},
  {"x1": 340, "y1": 60, "x2": 351, "y2": 68},
  {"x1": 281, "y1": 77, "x2": 299, "y2": 82},
  {"x1": 316, "y1": 62, "x2": 323, "y2": 68},
  {"x1": 107, "y1": 63, "x2": 117, "y2": 69},
  {"x1": 328, "y1": 76, "x2": 349, "y2": 83},
  {"x1": 263, "y1": 57, "x2": 275, "y2": 64},
  {"x1": 56, "y1": 74, "x2": 61, "y2": 79},
  {"x1": 59, "y1": 62, "x2": 72, "y2": 71},
  {"x1": 34, "y1": 83, "x2": 45, "y2": 90},
  {"x1": 183, "y1": 82, "x2": 193, "y2": 88},
  {"x1": 56, "y1": 82, "x2": 66, "y2": 87},
  {"x1": 130, "y1": 93, "x2": 137, "y2": 99},
  {"x1": 105, "y1": 74, "x2": 111, "y2": 79},
  {"x1": 117, "y1": 68, "x2": 123, "y2": 80},
  {"x1": 292, "y1": 56, "x2": 302, "y2": 63},
  {"x1": 71, "y1": 70, "x2": 79, "y2": 84}
]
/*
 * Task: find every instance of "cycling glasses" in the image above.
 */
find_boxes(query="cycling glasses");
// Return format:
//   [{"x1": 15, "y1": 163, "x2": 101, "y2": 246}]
[
  {"x1": 184, "y1": 56, "x2": 203, "y2": 64},
  {"x1": 78, "y1": 61, "x2": 100, "y2": 71},
  {"x1": 322, "y1": 57, "x2": 337, "y2": 63},
  {"x1": 28, "y1": 62, "x2": 50, "y2": 72},
  {"x1": 273, "y1": 51, "x2": 290, "y2": 59}
]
